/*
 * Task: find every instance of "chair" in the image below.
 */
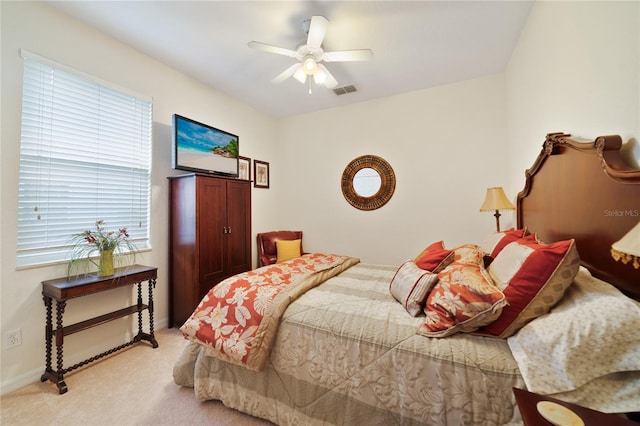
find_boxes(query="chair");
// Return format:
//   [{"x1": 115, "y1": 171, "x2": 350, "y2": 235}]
[{"x1": 256, "y1": 230, "x2": 304, "y2": 267}]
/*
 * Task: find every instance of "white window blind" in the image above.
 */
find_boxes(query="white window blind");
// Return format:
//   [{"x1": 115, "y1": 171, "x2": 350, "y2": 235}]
[{"x1": 17, "y1": 51, "x2": 153, "y2": 267}]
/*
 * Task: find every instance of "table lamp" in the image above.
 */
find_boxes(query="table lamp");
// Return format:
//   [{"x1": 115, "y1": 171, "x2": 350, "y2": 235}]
[{"x1": 480, "y1": 187, "x2": 515, "y2": 232}]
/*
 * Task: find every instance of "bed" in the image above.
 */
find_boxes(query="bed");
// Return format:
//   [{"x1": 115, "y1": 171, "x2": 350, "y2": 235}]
[{"x1": 173, "y1": 132, "x2": 640, "y2": 425}]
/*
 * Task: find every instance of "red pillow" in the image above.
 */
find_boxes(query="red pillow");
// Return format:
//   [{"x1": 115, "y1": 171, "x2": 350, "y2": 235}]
[
  {"x1": 476, "y1": 238, "x2": 580, "y2": 338},
  {"x1": 414, "y1": 241, "x2": 454, "y2": 273},
  {"x1": 480, "y1": 228, "x2": 528, "y2": 258}
]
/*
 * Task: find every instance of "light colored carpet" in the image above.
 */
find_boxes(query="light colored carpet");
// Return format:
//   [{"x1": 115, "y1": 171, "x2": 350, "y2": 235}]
[{"x1": 0, "y1": 328, "x2": 272, "y2": 425}]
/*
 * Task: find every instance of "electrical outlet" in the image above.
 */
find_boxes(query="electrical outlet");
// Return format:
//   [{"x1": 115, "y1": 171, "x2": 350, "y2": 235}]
[{"x1": 6, "y1": 329, "x2": 22, "y2": 348}]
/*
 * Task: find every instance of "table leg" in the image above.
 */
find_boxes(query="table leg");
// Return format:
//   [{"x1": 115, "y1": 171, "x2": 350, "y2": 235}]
[
  {"x1": 148, "y1": 278, "x2": 158, "y2": 348},
  {"x1": 136, "y1": 282, "x2": 143, "y2": 337},
  {"x1": 54, "y1": 300, "x2": 68, "y2": 394},
  {"x1": 40, "y1": 296, "x2": 53, "y2": 382}
]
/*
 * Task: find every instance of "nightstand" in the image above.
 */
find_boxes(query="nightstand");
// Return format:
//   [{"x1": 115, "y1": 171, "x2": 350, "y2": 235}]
[{"x1": 513, "y1": 387, "x2": 637, "y2": 425}]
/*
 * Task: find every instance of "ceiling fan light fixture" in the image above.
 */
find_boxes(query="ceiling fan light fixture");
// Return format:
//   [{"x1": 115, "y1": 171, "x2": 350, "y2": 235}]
[
  {"x1": 313, "y1": 68, "x2": 327, "y2": 84},
  {"x1": 302, "y1": 56, "x2": 317, "y2": 75},
  {"x1": 293, "y1": 66, "x2": 307, "y2": 84}
]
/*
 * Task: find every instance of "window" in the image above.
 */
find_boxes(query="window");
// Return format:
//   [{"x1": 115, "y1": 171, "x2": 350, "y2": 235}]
[{"x1": 16, "y1": 50, "x2": 152, "y2": 267}]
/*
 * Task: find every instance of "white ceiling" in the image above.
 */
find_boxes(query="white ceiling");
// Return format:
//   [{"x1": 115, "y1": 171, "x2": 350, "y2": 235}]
[{"x1": 45, "y1": 1, "x2": 534, "y2": 119}]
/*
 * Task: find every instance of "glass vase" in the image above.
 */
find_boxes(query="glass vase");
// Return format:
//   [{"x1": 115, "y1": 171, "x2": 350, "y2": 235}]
[{"x1": 98, "y1": 249, "x2": 114, "y2": 277}]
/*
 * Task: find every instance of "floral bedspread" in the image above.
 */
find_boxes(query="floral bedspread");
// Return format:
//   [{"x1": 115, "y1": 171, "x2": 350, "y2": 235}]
[
  {"x1": 174, "y1": 262, "x2": 640, "y2": 425},
  {"x1": 180, "y1": 253, "x2": 359, "y2": 371},
  {"x1": 174, "y1": 263, "x2": 526, "y2": 425}
]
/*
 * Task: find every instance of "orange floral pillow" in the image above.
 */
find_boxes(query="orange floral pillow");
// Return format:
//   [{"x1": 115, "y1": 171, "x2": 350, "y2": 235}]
[
  {"x1": 414, "y1": 241, "x2": 454, "y2": 273},
  {"x1": 417, "y1": 250, "x2": 507, "y2": 338},
  {"x1": 451, "y1": 243, "x2": 484, "y2": 263}
]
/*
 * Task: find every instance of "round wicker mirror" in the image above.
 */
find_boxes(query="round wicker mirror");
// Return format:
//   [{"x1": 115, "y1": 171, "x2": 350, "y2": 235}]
[{"x1": 341, "y1": 155, "x2": 396, "y2": 210}]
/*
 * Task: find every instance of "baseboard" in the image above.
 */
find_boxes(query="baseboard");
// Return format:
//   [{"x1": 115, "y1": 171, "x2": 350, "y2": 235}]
[
  {"x1": 1, "y1": 319, "x2": 169, "y2": 396},
  {"x1": 0, "y1": 366, "x2": 44, "y2": 396}
]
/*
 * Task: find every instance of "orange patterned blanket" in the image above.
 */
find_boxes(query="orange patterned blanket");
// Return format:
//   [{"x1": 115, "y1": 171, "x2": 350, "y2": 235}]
[{"x1": 180, "y1": 253, "x2": 360, "y2": 371}]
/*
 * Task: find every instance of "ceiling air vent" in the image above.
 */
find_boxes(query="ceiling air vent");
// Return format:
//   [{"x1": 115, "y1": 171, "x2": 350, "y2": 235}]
[{"x1": 333, "y1": 85, "x2": 357, "y2": 96}]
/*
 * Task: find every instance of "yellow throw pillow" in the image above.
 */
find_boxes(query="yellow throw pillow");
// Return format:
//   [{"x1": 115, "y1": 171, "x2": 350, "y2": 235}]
[{"x1": 276, "y1": 239, "x2": 302, "y2": 263}]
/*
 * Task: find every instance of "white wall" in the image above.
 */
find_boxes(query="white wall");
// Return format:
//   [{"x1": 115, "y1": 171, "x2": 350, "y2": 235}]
[
  {"x1": 276, "y1": 74, "x2": 510, "y2": 266},
  {"x1": 505, "y1": 0, "x2": 640, "y2": 192},
  {"x1": 275, "y1": 0, "x2": 640, "y2": 283},
  {"x1": 0, "y1": 1, "x2": 278, "y2": 394}
]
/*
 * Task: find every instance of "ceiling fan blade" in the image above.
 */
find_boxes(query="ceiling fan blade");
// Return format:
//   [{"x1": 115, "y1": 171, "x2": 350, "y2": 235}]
[
  {"x1": 316, "y1": 64, "x2": 338, "y2": 88},
  {"x1": 271, "y1": 63, "x2": 301, "y2": 84},
  {"x1": 322, "y1": 49, "x2": 374, "y2": 62},
  {"x1": 248, "y1": 41, "x2": 296, "y2": 57},
  {"x1": 306, "y1": 16, "x2": 329, "y2": 49}
]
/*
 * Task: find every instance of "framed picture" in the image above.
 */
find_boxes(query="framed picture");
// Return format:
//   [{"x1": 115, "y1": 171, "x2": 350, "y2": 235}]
[
  {"x1": 238, "y1": 156, "x2": 251, "y2": 181},
  {"x1": 254, "y1": 159, "x2": 270, "y2": 188}
]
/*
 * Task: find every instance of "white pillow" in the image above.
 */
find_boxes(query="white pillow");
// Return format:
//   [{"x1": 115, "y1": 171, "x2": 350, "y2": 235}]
[
  {"x1": 389, "y1": 261, "x2": 439, "y2": 316},
  {"x1": 507, "y1": 267, "x2": 640, "y2": 394}
]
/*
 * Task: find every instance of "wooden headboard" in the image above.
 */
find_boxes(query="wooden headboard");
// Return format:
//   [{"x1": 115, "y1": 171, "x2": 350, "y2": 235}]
[{"x1": 517, "y1": 132, "x2": 640, "y2": 301}]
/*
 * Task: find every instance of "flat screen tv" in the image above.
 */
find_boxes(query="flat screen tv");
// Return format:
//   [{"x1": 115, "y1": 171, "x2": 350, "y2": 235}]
[{"x1": 172, "y1": 114, "x2": 239, "y2": 177}]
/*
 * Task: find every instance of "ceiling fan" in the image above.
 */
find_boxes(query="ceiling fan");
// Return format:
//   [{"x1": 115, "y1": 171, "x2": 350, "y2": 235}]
[{"x1": 248, "y1": 16, "x2": 373, "y2": 94}]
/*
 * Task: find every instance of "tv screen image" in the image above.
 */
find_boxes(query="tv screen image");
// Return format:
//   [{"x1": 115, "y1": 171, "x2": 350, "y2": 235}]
[{"x1": 172, "y1": 114, "x2": 239, "y2": 177}]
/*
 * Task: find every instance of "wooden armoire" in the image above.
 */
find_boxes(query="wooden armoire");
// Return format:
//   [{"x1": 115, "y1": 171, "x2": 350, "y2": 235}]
[{"x1": 168, "y1": 174, "x2": 251, "y2": 327}]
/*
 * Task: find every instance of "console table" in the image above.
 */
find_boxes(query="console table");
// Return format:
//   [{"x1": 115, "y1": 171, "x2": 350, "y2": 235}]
[{"x1": 41, "y1": 264, "x2": 158, "y2": 394}]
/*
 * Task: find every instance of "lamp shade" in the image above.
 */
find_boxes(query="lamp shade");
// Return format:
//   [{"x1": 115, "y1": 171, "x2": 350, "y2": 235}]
[
  {"x1": 611, "y1": 221, "x2": 640, "y2": 268},
  {"x1": 302, "y1": 56, "x2": 317, "y2": 75},
  {"x1": 480, "y1": 187, "x2": 515, "y2": 211}
]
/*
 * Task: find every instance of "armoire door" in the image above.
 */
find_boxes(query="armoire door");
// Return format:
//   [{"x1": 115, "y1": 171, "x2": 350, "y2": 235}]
[
  {"x1": 197, "y1": 177, "x2": 227, "y2": 298},
  {"x1": 225, "y1": 180, "x2": 252, "y2": 276}
]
